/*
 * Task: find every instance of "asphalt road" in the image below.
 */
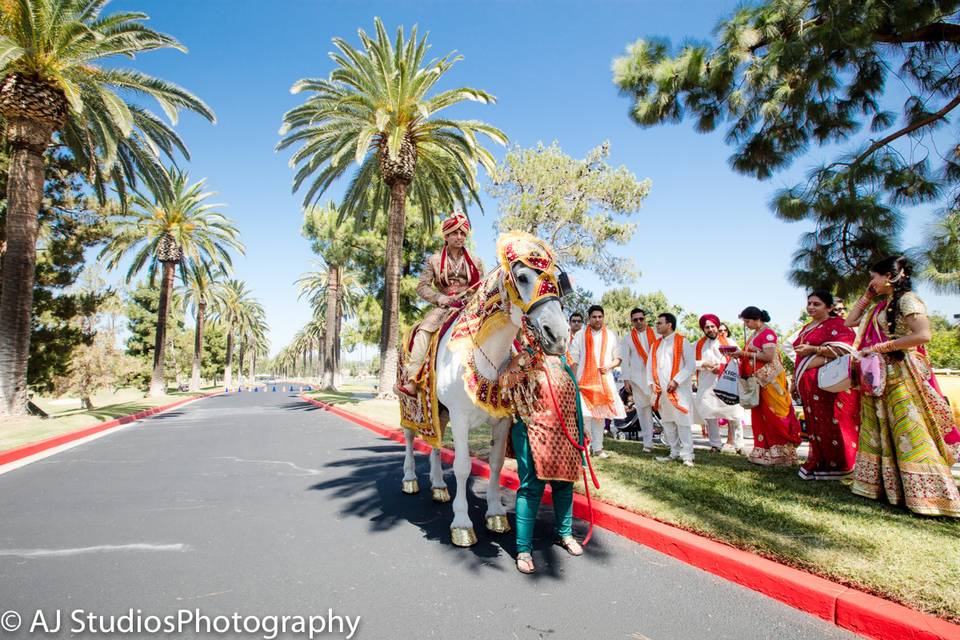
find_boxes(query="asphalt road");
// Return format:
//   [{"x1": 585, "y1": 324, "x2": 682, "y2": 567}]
[{"x1": 0, "y1": 391, "x2": 861, "y2": 640}]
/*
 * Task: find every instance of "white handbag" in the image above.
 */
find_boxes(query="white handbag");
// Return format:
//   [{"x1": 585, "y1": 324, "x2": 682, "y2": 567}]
[{"x1": 817, "y1": 353, "x2": 854, "y2": 393}]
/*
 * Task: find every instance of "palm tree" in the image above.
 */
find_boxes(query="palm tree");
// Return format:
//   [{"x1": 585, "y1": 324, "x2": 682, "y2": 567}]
[
  {"x1": 278, "y1": 17, "x2": 506, "y2": 397},
  {"x1": 212, "y1": 280, "x2": 261, "y2": 388},
  {"x1": 922, "y1": 210, "x2": 960, "y2": 294},
  {"x1": 0, "y1": 0, "x2": 215, "y2": 415},
  {"x1": 296, "y1": 257, "x2": 364, "y2": 390},
  {"x1": 100, "y1": 169, "x2": 243, "y2": 396},
  {"x1": 302, "y1": 317, "x2": 326, "y2": 380},
  {"x1": 178, "y1": 264, "x2": 228, "y2": 392}
]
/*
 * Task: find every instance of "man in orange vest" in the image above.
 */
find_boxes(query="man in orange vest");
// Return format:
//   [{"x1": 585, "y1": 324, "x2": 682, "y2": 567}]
[
  {"x1": 619, "y1": 307, "x2": 657, "y2": 451},
  {"x1": 569, "y1": 305, "x2": 625, "y2": 459},
  {"x1": 694, "y1": 313, "x2": 746, "y2": 453},
  {"x1": 648, "y1": 312, "x2": 696, "y2": 467}
]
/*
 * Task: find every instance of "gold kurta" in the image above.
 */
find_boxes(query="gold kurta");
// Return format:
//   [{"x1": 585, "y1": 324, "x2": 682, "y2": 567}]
[{"x1": 416, "y1": 251, "x2": 484, "y2": 332}]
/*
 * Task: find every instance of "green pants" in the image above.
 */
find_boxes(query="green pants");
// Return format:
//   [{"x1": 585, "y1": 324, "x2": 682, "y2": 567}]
[{"x1": 512, "y1": 419, "x2": 574, "y2": 554}]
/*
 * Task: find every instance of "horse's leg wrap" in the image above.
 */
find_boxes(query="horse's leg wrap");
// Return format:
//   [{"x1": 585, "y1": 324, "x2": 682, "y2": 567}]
[
  {"x1": 402, "y1": 428, "x2": 417, "y2": 483},
  {"x1": 450, "y1": 425, "x2": 473, "y2": 532}
]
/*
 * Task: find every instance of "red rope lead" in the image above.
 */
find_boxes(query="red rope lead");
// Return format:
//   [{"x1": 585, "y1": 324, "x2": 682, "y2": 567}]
[{"x1": 538, "y1": 360, "x2": 599, "y2": 546}]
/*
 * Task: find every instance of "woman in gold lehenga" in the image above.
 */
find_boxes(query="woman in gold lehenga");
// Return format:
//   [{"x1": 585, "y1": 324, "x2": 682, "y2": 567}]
[{"x1": 846, "y1": 256, "x2": 960, "y2": 517}]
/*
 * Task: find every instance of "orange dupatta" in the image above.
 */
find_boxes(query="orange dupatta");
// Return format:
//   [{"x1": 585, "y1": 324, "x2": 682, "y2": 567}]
[
  {"x1": 695, "y1": 334, "x2": 730, "y2": 360},
  {"x1": 651, "y1": 334, "x2": 689, "y2": 414},
  {"x1": 630, "y1": 326, "x2": 656, "y2": 363},
  {"x1": 579, "y1": 327, "x2": 615, "y2": 410}
]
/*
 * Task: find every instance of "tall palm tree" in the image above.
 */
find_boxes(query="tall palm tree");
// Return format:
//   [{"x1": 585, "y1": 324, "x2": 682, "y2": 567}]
[
  {"x1": 101, "y1": 169, "x2": 243, "y2": 396},
  {"x1": 278, "y1": 17, "x2": 506, "y2": 397},
  {"x1": 212, "y1": 279, "x2": 261, "y2": 388},
  {"x1": 178, "y1": 264, "x2": 228, "y2": 392},
  {"x1": 0, "y1": 0, "x2": 215, "y2": 415},
  {"x1": 296, "y1": 257, "x2": 364, "y2": 390},
  {"x1": 302, "y1": 317, "x2": 326, "y2": 380}
]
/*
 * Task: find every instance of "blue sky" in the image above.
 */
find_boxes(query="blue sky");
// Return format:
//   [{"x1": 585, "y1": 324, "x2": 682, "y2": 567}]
[{"x1": 108, "y1": 0, "x2": 957, "y2": 354}]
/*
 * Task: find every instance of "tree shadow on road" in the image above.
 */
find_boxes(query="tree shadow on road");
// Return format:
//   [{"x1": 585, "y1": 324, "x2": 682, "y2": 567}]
[{"x1": 306, "y1": 441, "x2": 609, "y2": 579}]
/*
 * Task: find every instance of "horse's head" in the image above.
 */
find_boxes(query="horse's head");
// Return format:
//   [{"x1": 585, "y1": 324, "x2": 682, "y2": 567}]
[{"x1": 497, "y1": 232, "x2": 571, "y2": 356}]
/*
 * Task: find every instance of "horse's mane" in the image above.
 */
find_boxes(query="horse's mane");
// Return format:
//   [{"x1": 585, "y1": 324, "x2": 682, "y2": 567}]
[{"x1": 447, "y1": 266, "x2": 513, "y2": 354}]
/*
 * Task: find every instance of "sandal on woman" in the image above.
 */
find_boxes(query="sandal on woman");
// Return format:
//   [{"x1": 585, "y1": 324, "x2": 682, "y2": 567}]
[
  {"x1": 516, "y1": 552, "x2": 535, "y2": 574},
  {"x1": 555, "y1": 536, "x2": 583, "y2": 556}
]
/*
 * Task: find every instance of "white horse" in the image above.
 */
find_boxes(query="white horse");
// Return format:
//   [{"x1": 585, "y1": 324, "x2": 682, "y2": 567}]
[{"x1": 401, "y1": 239, "x2": 570, "y2": 546}]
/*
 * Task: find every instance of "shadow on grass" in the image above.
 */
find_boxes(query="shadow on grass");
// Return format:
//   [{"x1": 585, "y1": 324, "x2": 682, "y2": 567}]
[
  {"x1": 598, "y1": 439, "x2": 960, "y2": 569},
  {"x1": 306, "y1": 441, "x2": 609, "y2": 579}
]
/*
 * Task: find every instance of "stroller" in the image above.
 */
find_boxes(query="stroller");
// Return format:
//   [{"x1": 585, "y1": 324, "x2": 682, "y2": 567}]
[{"x1": 609, "y1": 383, "x2": 664, "y2": 443}]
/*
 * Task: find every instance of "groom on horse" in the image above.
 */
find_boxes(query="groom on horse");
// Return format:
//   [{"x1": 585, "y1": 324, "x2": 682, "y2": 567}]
[{"x1": 396, "y1": 213, "x2": 484, "y2": 397}]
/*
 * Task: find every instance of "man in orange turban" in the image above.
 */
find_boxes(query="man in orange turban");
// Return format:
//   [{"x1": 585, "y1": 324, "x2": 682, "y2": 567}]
[{"x1": 396, "y1": 213, "x2": 483, "y2": 396}]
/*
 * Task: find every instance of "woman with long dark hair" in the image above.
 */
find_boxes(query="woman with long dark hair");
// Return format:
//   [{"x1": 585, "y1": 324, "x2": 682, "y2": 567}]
[
  {"x1": 845, "y1": 256, "x2": 960, "y2": 517},
  {"x1": 730, "y1": 307, "x2": 802, "y2": 466},
  {"x1": 792, "y1": 290, "x2": 860, "y2": 480}
]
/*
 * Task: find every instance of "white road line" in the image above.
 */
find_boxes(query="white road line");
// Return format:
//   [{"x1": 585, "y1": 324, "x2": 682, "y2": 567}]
[{"x1": 0, "y1": 543, "x2": 189, "y2": 558}]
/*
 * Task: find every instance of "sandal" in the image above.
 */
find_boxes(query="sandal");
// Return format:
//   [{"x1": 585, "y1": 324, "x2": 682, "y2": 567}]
[
  {"x1": 555, "y1": 536, "x2": 583, "y2": 556},
  {"x1": 516, "y1": 552, "x2": 535, "y2": 574}
]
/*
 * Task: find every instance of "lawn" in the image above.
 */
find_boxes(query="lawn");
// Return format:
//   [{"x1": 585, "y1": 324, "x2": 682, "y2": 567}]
[
  {"x1": 305, "y1": 380, "x2": 960, "y2": 622},
  {"x1": 0, "y1": 387, "x2": 215, "y2": 453}
]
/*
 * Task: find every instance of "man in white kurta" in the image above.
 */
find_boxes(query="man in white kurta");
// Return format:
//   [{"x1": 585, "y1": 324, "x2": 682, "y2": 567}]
[
  {"x1": 647, "y1": 313, "x2": 696, "y2": 466},
  {"x1": 618, "y1": 308, "x2": 657, "y2": 450},
  {"x1": 569, "y1": 305, "x2": 626, "y2": 458},
  {"x1": 694, "y1": 313, "x2": 746, "y2": 452}
]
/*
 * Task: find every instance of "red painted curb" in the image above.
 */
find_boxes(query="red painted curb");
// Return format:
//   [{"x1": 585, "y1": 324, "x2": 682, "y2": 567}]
[
  {"x1": 0, "y1": 392, "x2": 220, "y2": 467},
  {"x1": 301, "y1": 394, "x2": 960, "y2": 640}
]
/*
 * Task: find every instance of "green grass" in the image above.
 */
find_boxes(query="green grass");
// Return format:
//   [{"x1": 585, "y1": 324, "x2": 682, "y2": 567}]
[
  {"x1": 306, "y1": 383, "x2": 960, "y2": 622},
  {"x1": 0, "y1": 387, "x2": 215, "y2": 453}
]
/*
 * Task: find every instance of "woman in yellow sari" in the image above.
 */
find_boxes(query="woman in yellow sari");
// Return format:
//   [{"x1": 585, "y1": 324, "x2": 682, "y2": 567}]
[
  {"x1": 846, "y1": 256, "x2": 960, "y2": 517},
  {"x1": 730, "y1": 307, "x2": 802, "y2": 466}
]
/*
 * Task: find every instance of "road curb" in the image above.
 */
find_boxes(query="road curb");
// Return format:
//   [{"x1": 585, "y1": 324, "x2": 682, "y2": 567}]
[
  {"x1": 301, "y1": 393, "x2": 960, "y2": 640},
  {"x1": 0, "y1": 392, "x2": 220, "y2": 468}
]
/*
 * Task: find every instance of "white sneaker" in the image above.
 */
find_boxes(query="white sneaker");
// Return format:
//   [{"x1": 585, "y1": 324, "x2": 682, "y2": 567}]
[{"x1": 682, "y1": 460, "x2": 695, "y2": 468}]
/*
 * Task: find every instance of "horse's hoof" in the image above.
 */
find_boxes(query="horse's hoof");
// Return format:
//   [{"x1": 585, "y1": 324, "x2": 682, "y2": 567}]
[
  {"x1": 431, "y1": 487, "x2": 451, "y2": 503},
  {"x1": 451, "y1": 527, "x2": 477, "y2": 547},
  {"x1": 485, "y1": 514, "x2": 511, "y2": 534},
  {"x1": 401, "y1": 479, "x2": 419, "y2": 494}
]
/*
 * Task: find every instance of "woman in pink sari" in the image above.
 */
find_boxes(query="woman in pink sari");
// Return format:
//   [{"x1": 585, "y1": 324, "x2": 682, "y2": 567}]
[
  {"x1": 792, "y1": 290, "x2": 860, "y2": 480},
  {"x1": 731, "y1": 307, "x2": 802, "y2": 466},
  {"x1": 845, "y1": 256, "x2": 959, "y2": 517}
]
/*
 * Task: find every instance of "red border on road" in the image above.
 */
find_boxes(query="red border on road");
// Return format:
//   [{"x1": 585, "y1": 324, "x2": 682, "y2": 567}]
[
  {"x1": 301, "y1": 393, "x2": 960, "y2": 640},
  {"x1": 0, "y1": 392, "x2": 220, "y2": 467}
]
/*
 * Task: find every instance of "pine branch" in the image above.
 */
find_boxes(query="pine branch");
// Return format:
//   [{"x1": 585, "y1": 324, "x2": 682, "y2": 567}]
[{"x1": 854, "y1": 93, "x2": 960, "y2": 165}]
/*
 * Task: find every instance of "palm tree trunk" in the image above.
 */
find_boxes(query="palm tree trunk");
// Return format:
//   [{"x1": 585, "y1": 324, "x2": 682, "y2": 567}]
[
  {"x1": 149, "y1": 261, "x2": 176, "y2": 397},
  {"x1": 190, "y1": 301, "x2": 206, "y2": 392},
  {"x1": 335, "y1": 304, "x2": 343, "y2": 387},
  {"x1": 377, "y1": 182, "x2": 407, "y2": 398},
  {"x1": 249, "y1": 351, "x2": 255, "y2": 385},
  {"x1": 238, "y1": 337, "x2": 246, "y2": 386},
  {"x1": 323, "y1": 266, "x2": 340, "y2": 390},
  {"x1": 225, "y1": 330, "x2": 234, "y2": 388},
  {"x1": 0, "y1": 118, "x2": 54, "y2": 416}
]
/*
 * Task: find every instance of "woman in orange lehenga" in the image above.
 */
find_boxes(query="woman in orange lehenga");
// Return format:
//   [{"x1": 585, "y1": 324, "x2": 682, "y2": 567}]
[
  {"x1": 731, "y1": 306, "x2": 802, "y2": 466},
  {"x1": 845, "y1": 256, "x2": 960, "y2": 517}
]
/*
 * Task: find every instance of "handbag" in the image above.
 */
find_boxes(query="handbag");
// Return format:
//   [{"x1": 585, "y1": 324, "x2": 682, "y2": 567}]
[
  {"x1": 817, "y1": 354, "x2": 854, "y2": 393},
  {"x1": 859, "y1": 353, "x2": 886, "y2": 397},
  {"x1": 713, "y1": 359, "x2": 741, "y2": 406},
  {"x1": 738, "y1": 375, "x2": 760, "y2": 409}
]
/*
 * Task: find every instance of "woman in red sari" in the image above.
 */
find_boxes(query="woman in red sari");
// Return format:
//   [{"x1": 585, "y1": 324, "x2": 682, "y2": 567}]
[
  {"x1": 792, "y1": 290, "x2": 860, "y2": 480},
  {"x1": 731, "y1": 307, "x2": 802, "y2": 466}
]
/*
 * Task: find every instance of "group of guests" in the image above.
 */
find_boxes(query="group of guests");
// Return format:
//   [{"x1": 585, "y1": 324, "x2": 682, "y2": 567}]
[
  {"x1": 401, "y1": 215, "x2": 958, "y2": 574},
  {"x1": 565, "y1": 255, "x2": 960, "y2": 519}
]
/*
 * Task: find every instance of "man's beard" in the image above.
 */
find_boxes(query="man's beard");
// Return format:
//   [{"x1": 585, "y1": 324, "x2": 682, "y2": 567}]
[{"x1": 705, "y1": 330, "x2": 718, "y2": 339}]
